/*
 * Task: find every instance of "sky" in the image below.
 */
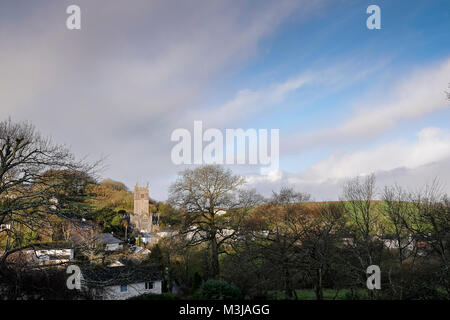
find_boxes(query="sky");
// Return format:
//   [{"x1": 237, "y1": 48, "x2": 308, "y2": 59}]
[{"x1": 1, "y1": 0, "x2": 449, "y2": 200}]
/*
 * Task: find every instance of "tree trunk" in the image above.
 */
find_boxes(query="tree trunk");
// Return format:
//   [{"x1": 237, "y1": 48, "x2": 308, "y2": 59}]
[
  {"x1": 210, "y1": 234, "x2": 220, "y2": 278},
  {"x1": 284, "y1": 267, "x2": 295, "y2": 299},
  {"x1": 315, "y1": 268, "x2": 324, "y2": 300}
]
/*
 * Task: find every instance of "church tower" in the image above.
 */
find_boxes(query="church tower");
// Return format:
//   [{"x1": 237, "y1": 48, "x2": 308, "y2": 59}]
[
  {"x1": 131, "y1": 182, "x2": 160, "y2": 234},
  {"x1": 131, "y1": 182, "x2": 152, "y2": 233},
  {"x1": 134, "y1": 182, "x2": 149, "y2": 216}
]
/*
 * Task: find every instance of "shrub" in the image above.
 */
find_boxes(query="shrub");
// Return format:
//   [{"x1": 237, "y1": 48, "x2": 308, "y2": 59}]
[
  {"x1": 128, "y1": 293, "x2": 179, "y2": 300},
  {"x1": 199, "y1": 279, "x2": 242, "y2": 300}
]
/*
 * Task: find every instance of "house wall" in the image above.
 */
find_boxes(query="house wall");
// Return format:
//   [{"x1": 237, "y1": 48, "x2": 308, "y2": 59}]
[
  {"x1": 383, "y1": 239, "x2": 400, "y2": 249},
  {"x1": 101, "y1": 281, "x2": 162, "y2": 300},
  {"x1": 141, "y1": 236, "x2": 157, "y2": 244},
  {"x1": 105, "y1": 243, "x2": 123, "y2": 251},
  {"x1": 36, "y1": 249, "x2": 74, "y2": 259},
  {"x1": 34, "y1": 248, "x2": 74, "y2": 265},
  {"x1": 0, "y1": 224, "x2": 11, "y2": 231}
]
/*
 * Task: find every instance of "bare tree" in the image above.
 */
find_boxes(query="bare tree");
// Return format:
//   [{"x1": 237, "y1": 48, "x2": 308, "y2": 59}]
[
  {"x1": 234, "y1": 187, "x2": 311, "y2": 300},
  {"x1": 0, "y1": 118, "x2": 99, "y2": 292},
  {"x1": 342, "y1": 174, "x2": 378, "y2": 242},
  {"x1": 298, "y1": 202, "x2": 349, "y2": 300},
  {"x1": 381, "y1": 184, "x2": 420, "y2": 298},
  {"x1": 341, "y1": 174, "x2": 384, "y2": 298},
  {"x1": 271, "y1": 187, "x2": 311, "y2": 204},
  {"x1": 405, "y1": 180, "x2": 450, "y2": 294},
  {"x1": 382, "y1": 184, "x2": 416, "y2": 265},
  {"x1": 168, "y1": 165, "x2": 244, "y2": 278}
]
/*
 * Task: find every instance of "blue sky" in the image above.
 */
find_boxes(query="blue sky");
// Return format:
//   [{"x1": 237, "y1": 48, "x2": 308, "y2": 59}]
[
  {"x1": 209, "y1": 0, "x2": 450, "y2": 196},
  {"x1": 1, "y1": 0, "x2": 449, "y2": 200}
]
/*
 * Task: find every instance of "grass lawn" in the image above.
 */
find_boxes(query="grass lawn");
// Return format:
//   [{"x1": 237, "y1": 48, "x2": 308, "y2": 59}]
[{"x1": 269, "y1": 289, "x2": 369, "y2": 300}]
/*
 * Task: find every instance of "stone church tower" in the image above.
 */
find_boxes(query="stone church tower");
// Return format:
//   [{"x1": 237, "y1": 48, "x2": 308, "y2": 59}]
[
  {"x1": 134, "y1": 182, "x2": 149, "y2": 216},
  {"x1": 130, "y1": 182, "x2": 155, "y2": 233}
]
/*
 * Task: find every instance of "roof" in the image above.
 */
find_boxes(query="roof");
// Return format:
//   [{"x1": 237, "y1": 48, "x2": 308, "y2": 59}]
[
  {"x1": 28, "y1": 241, "x2": 74, "y2": 250},
  {"x1": 132, "y1": 246, "x2": 151, "y2": 255},
  {"x1": 81, "y1": 265, "x2": 162, "y2": 287},
  {"x1": 96, "y1": 233, "x2": 122, "y2": 245}
]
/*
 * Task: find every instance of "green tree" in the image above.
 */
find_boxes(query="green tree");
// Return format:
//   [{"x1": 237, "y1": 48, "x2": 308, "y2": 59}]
[{"x1": 168, "y1": 165, "x2": 244, "y2": 278}]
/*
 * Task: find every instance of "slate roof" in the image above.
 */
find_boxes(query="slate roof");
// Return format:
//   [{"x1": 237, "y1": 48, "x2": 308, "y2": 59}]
[
  {"x1": 30, "y1": 241, "x2": 74, "y2": 250},
  {"x1": 95, "y1": 233, "x2": 122, "y2": 245}
]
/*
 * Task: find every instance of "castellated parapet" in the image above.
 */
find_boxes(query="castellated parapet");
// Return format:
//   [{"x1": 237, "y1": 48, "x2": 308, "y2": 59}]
[{"x1": 131, "y1": 182, "x2": 155, "y2": 233}]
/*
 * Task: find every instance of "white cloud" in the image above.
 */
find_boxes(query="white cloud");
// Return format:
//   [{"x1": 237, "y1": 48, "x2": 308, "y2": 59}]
[
  {"x1": 301, "y1": 127, "x2": 450, "y2": 182},
  {"x1": 283, "y1": 58, "x2": 450, "y2": 152},
  {"x1": 245, "y1": 127, "x2": 450, "y2": 199},
  {"x1": 195, "y1": 57, "x2": 388, "y2": 128}
]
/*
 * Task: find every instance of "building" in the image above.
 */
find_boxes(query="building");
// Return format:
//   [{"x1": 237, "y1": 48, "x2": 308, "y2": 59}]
[
  {"x1": 81, "y1": 265, "x2": 163, "y2": 300},
  {"x1": 214, "y1": 208, "x2": 227, "y2": 215},
  {"x1": 131, "y1": 246, "x2": 151, "y2": 255},
  {"x1": 139, "y1": 232, "x2": 157, "y2": 244},
  {"x1": 0, "y1": 215, "x2": 12, "y2": 232},
  {"x1": 95, "y1": 233, "x2": 123, "y2": 251},
  {"x1": 24, "y1": 242, "x2": 74, "y2": 266},
  {"x1": 130, "y1": 182, "x2": 159, "y2": 234},
  {"x1": 156, "y1": 227, "x2": 176, "y2": 238},
  {"x1": 134, "y1": 182, "x2": 150, "y2": 217}
]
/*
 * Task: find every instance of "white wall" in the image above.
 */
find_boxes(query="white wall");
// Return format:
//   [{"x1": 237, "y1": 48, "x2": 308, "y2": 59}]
[
  {"x1": 35, "y1": 248, "x2": 74, "y2": 259},
  {"x1": 0, "y1": 224, "x2": 11, "y2": 231},
  {"x1": 105, "y1": 243, "x2": 123, "y2": 251},
  {"x1": 101, "y1": 281, "x2": 162, "y2": 300},
  {"x1": 35, "y1": 248, "x2": 74, "y2": 265}
]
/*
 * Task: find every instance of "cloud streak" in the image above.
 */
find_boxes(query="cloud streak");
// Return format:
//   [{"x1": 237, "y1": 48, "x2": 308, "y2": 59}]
[
  {"x1": 0, "y1": 0, "x2": 316, "y2": 199},
  {"x1": 193, "y1": 57, "x2": 389, "y2": 128},
  {"x1": 282, "y1": 58, "x2": 450, "y2": 153},
  {"x1": 247, "y1": 127, "x2": 450, "y2": 199}
]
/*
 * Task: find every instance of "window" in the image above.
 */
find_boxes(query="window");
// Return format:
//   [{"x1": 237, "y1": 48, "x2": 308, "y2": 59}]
[
  {"x1": 145, "y1": 281, "x2": 154, "y2": 290},
  {"x1": 120, "y1": 285, "x2": 127, "y2": 292}
]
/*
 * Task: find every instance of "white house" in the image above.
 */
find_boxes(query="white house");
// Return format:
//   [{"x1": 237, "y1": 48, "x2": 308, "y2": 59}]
[
  {"x1": 138, "y1": 228, "x2": 175, "y2": 245},
  {"x1": 100, "y1": 280, "x2": 162, "y2": 300},
  {"x1": 139, "y1": 232, "x2": 157, "y2": 244},
  {"x1": 156, "y1": 227, "x2": 176, "y2": 238},
  {"x1": 25, "y1": 242, "x2": 74, "y2": 266},
  {"x1": 96, "y1": 233, "x2": 123, "y2": 251},
  {"x1": 81, "y1": 265, "x2": 163, "y2": 300},
  {"x1": 0, "y1": 223, "x2": 11, "y2": 232},
  {"x1": 214, "y1": 208, "x2": 227, "y2": 216},
  {"x1": 34, "y1": 248, "x2": 74, "y2": 265},
  {"x1": 0, "y1": 216, "x2": 12, "y2": 232},
  {"x1": 131, "y1": 246, "x2": 151, "y2": 255},
  {"x1": 379, "y1": 234, "x2": 415, "y2": 251}
]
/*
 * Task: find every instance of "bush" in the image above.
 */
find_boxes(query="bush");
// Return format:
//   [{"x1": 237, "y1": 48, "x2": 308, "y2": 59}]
[
  {"x1": 128, "y1": 293, "x2": 179, "y2": 300},
  {"x1": 401, "y1": 282, "x2": 448, "y2": 300},
  {"x1": 199, "y1": 279, "x2": 242, "y2": 300}
]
